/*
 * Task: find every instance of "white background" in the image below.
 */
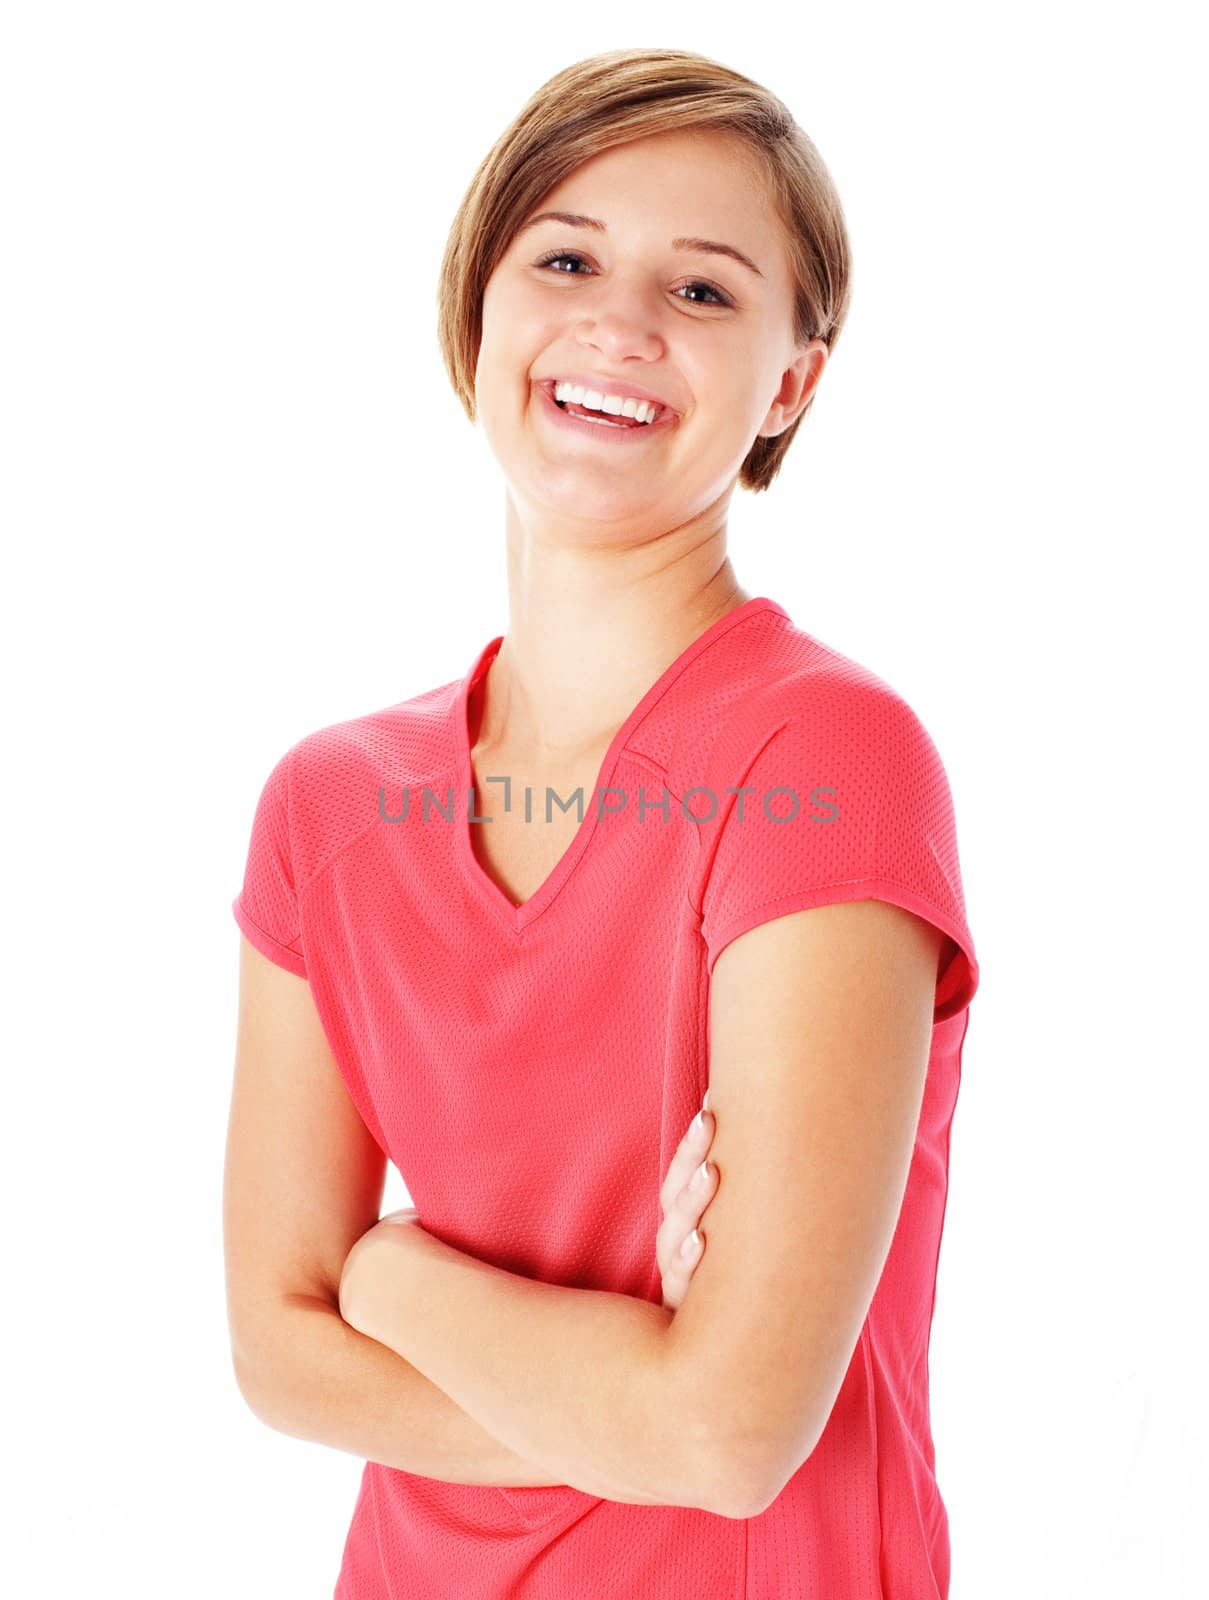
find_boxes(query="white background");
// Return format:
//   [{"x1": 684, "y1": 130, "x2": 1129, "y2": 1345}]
[{"x1": 4, "y1": 4, "x2": 1204, "y2": 1596}]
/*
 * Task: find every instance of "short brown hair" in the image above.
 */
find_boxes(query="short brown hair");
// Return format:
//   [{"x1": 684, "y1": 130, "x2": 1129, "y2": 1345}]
[{"x1": 436, "y1": 47, "x2": 852, "y2": 493}]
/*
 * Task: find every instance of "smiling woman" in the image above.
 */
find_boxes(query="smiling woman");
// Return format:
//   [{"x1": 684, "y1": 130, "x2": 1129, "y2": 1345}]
[
  {"x1": 226, "y1": 44, "x2": 979, "y2": 1600},
  {"x1": 437, "y1": 53, "x2": 850, "y2": 499},
  {"x1": 461, "y1": 122, "x2": 835, "y2": 543}
]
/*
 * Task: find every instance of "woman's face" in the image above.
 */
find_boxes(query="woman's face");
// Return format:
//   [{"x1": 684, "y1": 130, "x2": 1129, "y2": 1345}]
[{"x1": 474, "y1": 127, "x2": 827, "y2": 540}]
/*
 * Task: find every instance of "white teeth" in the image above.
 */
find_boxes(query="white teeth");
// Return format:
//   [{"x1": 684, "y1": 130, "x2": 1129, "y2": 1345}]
[{"x1": 552, "y1": 381, "x2": 660, "y2": 423}]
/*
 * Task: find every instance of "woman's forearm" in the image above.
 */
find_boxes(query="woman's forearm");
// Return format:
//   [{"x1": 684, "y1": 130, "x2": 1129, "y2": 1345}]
[
  {"x1": 238, "y1": 1290, "x2": 570, "y2": 1488},
  {"x1": 339, "y1": 1222, "x2": 704, "y2": 1510}
]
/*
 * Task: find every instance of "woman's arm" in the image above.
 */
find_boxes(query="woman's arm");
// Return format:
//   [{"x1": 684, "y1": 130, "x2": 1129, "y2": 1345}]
[
  {"x1": 338, "y1": 1217, "x2": 730, "y2": 1514},
  {"x1": 225, "y1": 935, "x2": 569, "y2": 1490},
  {"x1": 666, "y1": 899, "x2": 945, "y2": 1514},
  {"x1": 240, "y1": 1289, "x2": 574, "y2": 1487}
]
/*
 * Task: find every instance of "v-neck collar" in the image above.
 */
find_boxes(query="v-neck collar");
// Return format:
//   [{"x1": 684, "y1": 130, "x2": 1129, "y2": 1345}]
[{"x1": 451, "y1": 596, "x2": 789, "y2": 935}]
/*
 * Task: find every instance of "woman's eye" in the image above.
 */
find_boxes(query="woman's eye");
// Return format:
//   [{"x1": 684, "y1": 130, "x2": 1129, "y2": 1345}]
[
  {"x1": 532, "y1": 250, "x2": 733, "y2": 308},
  {"x1": 536, "y1": 250, "x2": 591, "y2": 277}
]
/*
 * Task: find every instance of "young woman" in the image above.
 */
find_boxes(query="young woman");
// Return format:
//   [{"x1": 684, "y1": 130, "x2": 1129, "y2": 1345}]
[{"x1": 225, "y1": 47, "x2": 980, "y2": 1600}]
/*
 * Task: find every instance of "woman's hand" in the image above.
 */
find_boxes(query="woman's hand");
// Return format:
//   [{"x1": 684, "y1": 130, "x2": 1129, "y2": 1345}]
[
  {"x1": 657, "y1": 1093, "x2": 718, "y2": 1311},
  {"x1": 338, "y1": 1207, "x2": 426, "y2": 1330}
]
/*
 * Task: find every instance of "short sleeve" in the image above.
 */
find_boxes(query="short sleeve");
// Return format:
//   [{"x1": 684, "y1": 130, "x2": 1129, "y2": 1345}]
[
  {"x1": 231, "y1": 746, "x2": 308, "y2": 979},
  {"x1": 694, "y1": 689, "x2": 979, "y2": 1023}
]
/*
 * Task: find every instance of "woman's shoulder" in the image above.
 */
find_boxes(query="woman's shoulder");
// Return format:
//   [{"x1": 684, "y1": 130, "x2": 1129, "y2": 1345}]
[
  {"x1": 707, "y1": 622, "x2": 931, "y2": 776},
  {"x1": 252, "y1": 670, "x2": 467, "y2": 877}
]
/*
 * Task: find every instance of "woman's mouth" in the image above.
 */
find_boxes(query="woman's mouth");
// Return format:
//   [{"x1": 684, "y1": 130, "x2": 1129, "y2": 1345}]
[{"x1": 535, "y1": 379, "x2": 677, "y2": 442}]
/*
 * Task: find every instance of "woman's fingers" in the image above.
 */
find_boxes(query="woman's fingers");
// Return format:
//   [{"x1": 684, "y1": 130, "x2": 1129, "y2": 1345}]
[
  {"x1": 657, "y1": 1154, "x2": 717, "y2": 1269},
  {"x1": 658, "y1": 1092, "x2": 717, "y2": 1311},
  {"x1": 658, "y1": 1154, "x2": 718, "y2": 1311},
  {"x1": 659, "y1": 1102, "x2": 714, "y2": 1217}
]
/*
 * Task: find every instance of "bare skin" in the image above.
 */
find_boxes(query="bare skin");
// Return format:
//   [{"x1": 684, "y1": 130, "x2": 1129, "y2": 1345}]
[{"x1": 464, "y1": 739, "x2": 614, "y2": 910}]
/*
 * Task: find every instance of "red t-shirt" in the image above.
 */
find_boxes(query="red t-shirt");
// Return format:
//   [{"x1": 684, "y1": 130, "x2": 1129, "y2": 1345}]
[{"x1": 232, "y1": 595, "x2": 980, "y2": 1598}]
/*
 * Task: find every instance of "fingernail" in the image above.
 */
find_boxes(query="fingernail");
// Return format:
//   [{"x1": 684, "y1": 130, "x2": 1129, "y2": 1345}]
[
  {"x1": 680, "y1": 1228, "x2": 702, "y2": 1258},
  {"x1": 692, "y1": 1161, "x2": 711, "y2": 1192},
  {"x1": 692, "y1": 1109, "x2": 707, "y2": 1137},
  {"x1": 703, "y1": 1088, "x2": 711, "y2": 1112}
]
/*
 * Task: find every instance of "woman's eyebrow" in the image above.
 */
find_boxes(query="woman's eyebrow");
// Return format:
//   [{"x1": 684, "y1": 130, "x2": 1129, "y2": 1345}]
[{"x1": 518, "y1": 211, "x2": 765, "y2": 280}]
